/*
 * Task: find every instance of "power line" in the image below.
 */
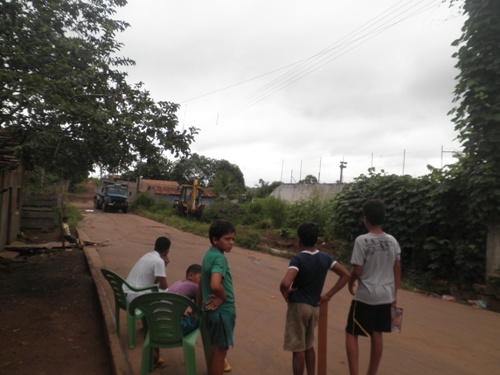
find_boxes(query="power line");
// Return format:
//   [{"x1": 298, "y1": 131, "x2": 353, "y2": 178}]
[{"x1": 191, "y1": 0, "x2": 440, "y2": 130}]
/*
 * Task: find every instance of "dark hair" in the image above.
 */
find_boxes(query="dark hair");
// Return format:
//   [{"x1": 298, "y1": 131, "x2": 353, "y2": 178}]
[
  {"x1": 362, "y1": 199, "x2": 385, "y2": 226},
  {"x1": 209, "y1": 220, "x2": 236, "y2": 244},
  {"x1": 185, "y1": 264, "x2": 202, "y2": 278},
  {"x1": 297, "y1": 222, "x2": 319, "y2": 247},
  {"x1": 154, "y1": 236, "x2": 171, "y2": 253}
]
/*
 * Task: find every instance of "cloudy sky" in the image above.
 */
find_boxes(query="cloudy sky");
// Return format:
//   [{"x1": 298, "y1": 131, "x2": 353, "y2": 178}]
[{"x1": 113, "y1": 0, "x2": 465, "y2": 187}]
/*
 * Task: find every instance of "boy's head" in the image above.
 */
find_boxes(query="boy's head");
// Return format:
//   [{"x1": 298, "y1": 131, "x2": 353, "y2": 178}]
[
  {"x1": 62, "y1": 216, "x2": 69, "y2": 222},
  {"x1": 209, "y1": 220, "x2": 236, "y2": 245},
  {"x1": 297, "y1": 222, "x2": 319, "y2": 248},
  {"x1": 209, "y1": 220, "x2": 236, "y2": 253},
  {"x1": 362, "y1": 199, "x2": 385, "y2": 226},
  {"x1": 186, "y1": 264, "x2": 202, "y2": 284},
  {"x1": 154, "y1": 236, "x2": 171, "y2": 254}
]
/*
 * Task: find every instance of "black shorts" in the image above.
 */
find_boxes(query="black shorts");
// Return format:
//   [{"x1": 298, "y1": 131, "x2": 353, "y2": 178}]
[{"x1": 345, "y1": 300, "x2": 391, "y2": 337}]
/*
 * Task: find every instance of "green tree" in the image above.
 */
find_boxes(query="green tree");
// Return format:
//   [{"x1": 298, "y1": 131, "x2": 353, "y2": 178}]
[
  {"x1": 211, "y1": 171, "x2": 242, "y2": 198},
  {"x1": 213, "y1": 159, "x2": 245, "y2": 191},
  {"x1": 170, "y1": 154, "x2": 213, "y2": 185},
  {"x1": 251, "y1": 179, "x2": 282, "y2": 198},
  {"x1": 450, "y1": 0, "x2": 500, "y2": 223},
  {"x1": 170, "y1": 154, "x2": 245, "y2": 191},
  {"x1": 1, "y1": 0, "x2": 197, "y2": 181},
  {"x1": 299, "y1": 174, "x2": 318, "y2": 184}
]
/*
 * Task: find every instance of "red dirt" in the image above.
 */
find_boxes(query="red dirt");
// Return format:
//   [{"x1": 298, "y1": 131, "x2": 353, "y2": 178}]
[{"x1": 0, "y1": 245, "x2": 111, "y2": 374}]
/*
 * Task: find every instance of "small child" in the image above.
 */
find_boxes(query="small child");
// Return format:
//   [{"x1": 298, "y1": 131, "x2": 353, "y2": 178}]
[
  {"x1": 62, "y1": 216, "x2": 82, "y2": 249},
  {"x1": 168, "y1": 264, "x2": 202, "y2": 335},
  {"x1": 169, "y1": 263, "x2": 232, "y2": 372}
]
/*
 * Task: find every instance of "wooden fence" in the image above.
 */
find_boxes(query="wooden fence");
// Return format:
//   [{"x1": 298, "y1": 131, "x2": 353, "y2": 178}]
[{"x1": 21, "y1": 195, "x2": 62, "y2": 230}]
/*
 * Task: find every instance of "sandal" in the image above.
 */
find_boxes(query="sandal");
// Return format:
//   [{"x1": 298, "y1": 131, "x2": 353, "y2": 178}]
[
  {"x1": 154, "y1": 358, "x2": 165, "y2": 368},
  {"x1": 224, "y1": 358, "x2": 232, "y2": 372}
]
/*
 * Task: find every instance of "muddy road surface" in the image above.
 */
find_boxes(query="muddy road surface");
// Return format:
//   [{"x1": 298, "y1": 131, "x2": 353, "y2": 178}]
[{"x1": 79, "y1": 205, "x2": 500, "y2": 375}]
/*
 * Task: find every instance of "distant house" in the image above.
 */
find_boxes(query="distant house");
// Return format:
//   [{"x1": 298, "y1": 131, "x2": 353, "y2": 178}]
[
  {"x1": 139, "y1": 179, "x2": 180, "y2": 203},
  {"x1": 131, "y1": 179, "x2": 215, "y2": 205}
]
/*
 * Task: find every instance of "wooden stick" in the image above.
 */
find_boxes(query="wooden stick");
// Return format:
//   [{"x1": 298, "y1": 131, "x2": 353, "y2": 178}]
[{"x1": 318, "y1": 300, "x2": 328, "y2": 375}]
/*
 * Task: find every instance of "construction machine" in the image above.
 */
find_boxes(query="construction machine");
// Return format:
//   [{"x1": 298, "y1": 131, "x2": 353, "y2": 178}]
[{"x1": 173, "y1": 179, "x2": 205, "y2": 218}]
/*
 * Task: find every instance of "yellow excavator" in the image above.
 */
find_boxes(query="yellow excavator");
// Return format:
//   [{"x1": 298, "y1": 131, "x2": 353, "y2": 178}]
[{"x1": 173, "y1": 179, "x2": 205, "y2": 218}]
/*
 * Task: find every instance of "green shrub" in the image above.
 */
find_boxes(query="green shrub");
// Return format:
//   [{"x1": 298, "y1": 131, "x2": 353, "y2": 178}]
[
  {"x1": 130, "y1": 192, "x2": 156, "y2": 211},
  {"x1": 202, "y1": 200, "x2": 242, "y2": 223},
  {"x1": 235, "y1": 226, "x2": 261, "y2": 249},
  {"x1": 238, "y1": 199, "x2": 266, "y2": 225},
  {"x1": 262, "y1": 197, "x2": 288, "y2": 229},
  {"x1": 57, "y1": 203, "x2": 82, "y2": 228},
  {"x1": 286, "y1": 194, "x2": 333, "y2": 236}
]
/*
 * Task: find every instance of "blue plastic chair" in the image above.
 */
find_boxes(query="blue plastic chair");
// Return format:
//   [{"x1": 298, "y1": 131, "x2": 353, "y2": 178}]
[
  {"x1": 100, "y1": 268, "x2": 158, "y2": 349},
  {"x1": 129, "y1": 292, "x2": 201, "y2": 375}
]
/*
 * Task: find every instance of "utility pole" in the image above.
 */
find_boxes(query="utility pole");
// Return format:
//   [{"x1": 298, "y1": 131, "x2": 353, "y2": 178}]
[
  {"x1": 441, "y1": 145, "x2": 455, "y2": 168},
  {"x1": 402, "y1": 149, "x2": 406, "y2": 175},
  {"x1": 280, "y1": 160, "x2": 284, "y2": 182},
  {"x1": 318, "y1": 158, "x2": 322, "y2": 183},
  {"x1": 339, "y1": 160, "x2": 347, "y2": 183}
]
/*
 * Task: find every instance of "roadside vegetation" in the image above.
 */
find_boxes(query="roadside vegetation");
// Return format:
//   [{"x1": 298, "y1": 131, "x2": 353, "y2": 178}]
[{"x1": 127, "y1": 166, "x2": 499, "y2": 304}]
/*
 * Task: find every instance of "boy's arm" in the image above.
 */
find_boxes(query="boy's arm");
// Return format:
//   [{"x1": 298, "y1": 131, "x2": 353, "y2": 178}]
[
  {"x1": 320, "y1": 263, "x2": 351, "y2": 302},
  {"x1": 196, "y1": 285, "x2": 202, "y2": 310},
  {"x1": 279, "y1": 268, "x2": 298, "y2": 302},
  {"x1": 205, "y1": 272, "x2": 226, "y2": 310},
  {"x1": 348, "y1": 265, "x2": 362, "y2": 296},
  {"x1": 154, "y1": 276, "x2": 168, "y2": 291},
  {"x1": 393, "y1": 259, "x2": 401, "y2": 306}
]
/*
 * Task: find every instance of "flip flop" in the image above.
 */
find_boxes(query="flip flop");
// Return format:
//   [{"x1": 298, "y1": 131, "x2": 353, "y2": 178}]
[
  {"x1": 224, "y1": 359, "x2": 232, "y2": 372},
  {"x1": 154, "y1": 358, "x2": 165, "y2": 368}
]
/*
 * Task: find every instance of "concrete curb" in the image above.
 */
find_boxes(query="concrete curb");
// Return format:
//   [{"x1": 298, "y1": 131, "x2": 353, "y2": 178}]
[{"x1": 79, "y1": 228, "x2": 133, "y2": 375}]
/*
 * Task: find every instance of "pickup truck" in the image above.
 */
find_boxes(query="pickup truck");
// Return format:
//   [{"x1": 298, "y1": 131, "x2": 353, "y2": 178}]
[{"x1": 93, "y1": 181, "x2": 129, "y2": 213}]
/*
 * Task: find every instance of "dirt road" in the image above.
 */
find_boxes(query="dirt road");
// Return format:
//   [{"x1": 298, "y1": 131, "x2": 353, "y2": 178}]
[{"x1": 79, "y1": 206, "x2": 500, "y2": 375}]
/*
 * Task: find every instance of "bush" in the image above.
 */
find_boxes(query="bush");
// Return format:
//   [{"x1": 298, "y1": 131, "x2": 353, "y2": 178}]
[
  {"x1": 262, "y1": 197, "x2": 288, "y2": 229},
  {"x1": 202, "y1": 200, "x2": 242, "y2": 224},
  {"x1": 235, "y1": 226, "x2": 261, "y2": 250},
  {"x1": 57, "y1": 203, "x2": 82, "y2": 228},
  {"x1": 130, "y1": 192, "x2": 156, "y2": 211},
  {"x1": 286, "y1": 194, "x2": 334, "y2": 237}
]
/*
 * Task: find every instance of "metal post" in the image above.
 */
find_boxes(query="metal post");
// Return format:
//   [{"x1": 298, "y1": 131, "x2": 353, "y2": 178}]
[{"x1": 339, "y1": 161, "x2": 347, "y2": 183}]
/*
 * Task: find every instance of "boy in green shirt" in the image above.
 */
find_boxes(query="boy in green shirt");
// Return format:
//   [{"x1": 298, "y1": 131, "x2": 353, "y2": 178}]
[{"x1": 201, "y1": 220, "x2": 236, "y2": 375}]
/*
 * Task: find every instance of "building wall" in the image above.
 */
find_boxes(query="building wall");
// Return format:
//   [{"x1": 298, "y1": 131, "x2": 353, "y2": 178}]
[{"x1": 270, "y1": 183, "x2": 346, "y2": 204}]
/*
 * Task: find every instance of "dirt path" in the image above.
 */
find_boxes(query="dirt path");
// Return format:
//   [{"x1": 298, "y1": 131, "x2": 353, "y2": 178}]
[
  {"x1": 79, "y1": 201, "x2": 500, "y2": 375},
  {"x1": 0, "y1": 250, "x2": 111, "y2": 375}
]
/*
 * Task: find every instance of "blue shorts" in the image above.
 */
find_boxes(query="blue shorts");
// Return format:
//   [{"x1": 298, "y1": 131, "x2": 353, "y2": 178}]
[
  {"x1": 345, "y1": 300, "x2": 391, "y2": 337},
  {"x1": 203, "y1": 311, "x2": 236, "y2": 349},
  {"x1": 181, "y1": 316, "x2": 200, "y2": 336}
]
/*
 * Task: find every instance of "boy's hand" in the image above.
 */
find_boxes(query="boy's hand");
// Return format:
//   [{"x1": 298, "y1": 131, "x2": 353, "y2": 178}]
[
  {"x1": 320, "y1": 294, "x2": 332, "y2": 303},
  {"x1": 205, "y1": 294, "x2": 224, "y2": 310},
  {"x1": 281, "y1": 287, "x2": 297, "y2": 302},
  {"x1": 348, "y1": 280, "x2": 357, "y2": 296}
]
